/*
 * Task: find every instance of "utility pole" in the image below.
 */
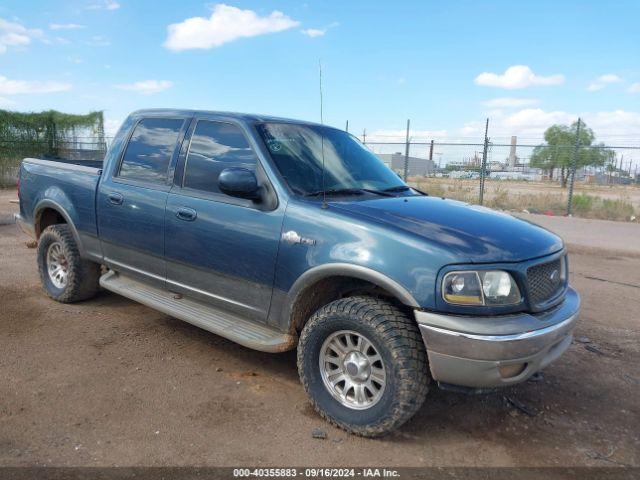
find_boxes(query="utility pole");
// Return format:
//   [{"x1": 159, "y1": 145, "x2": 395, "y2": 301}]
[
  {"x1": 345, "y1": 120, "x2": 349, "y2": 133},
  {"x1": 362, "y1": 128, "x2": 367, "y2": 145},
  {"x1": 567, "y1": 118, "x2": 582, "y2": 216},
  {"x1": 429, "y1": 139, "x2": 435, "y2": 174},
  {"x1": 479, "y1": 118, "x2": 489, "y2": 205},
  {"x1": 403, "y1": 119, "x2": 411, "y2": 181}
]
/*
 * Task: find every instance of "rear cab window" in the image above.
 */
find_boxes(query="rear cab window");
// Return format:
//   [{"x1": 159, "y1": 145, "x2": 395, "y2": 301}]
[{"x1": 117, "y1": 117, "x2": 185, "y2": 184}]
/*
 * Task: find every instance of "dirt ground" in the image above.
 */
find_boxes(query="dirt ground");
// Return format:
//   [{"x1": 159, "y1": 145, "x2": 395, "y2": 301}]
[{"x1": 0, "y1": 189, "x2": 639, "y2": 467}]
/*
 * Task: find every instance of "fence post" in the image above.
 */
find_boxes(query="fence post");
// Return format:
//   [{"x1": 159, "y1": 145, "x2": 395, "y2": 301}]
[
  {"x1": 566, "y1": 118, "x2": 582, "y2": 216},
  {"x1": 479, "y1": 118, "x2": 489, "y2": 205},
  {"x1": 403, "y1": 119, "x2": 410, "y2": 181}
]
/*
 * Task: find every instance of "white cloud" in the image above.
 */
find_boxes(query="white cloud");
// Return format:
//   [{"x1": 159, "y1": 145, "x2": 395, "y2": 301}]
[
  {"x1": 301, "y1": 22, "x2": 338, "y2": 38},
  {"x1": 0, "y1": 96, "x2": 17, "y2": 107},
  {"x1": 461, "y1": 108, "x2": 640, "y2": 138},
  {"x1": 0, "y1": 17, "x2": 44, "y2": 54},
  {"x1": 474, "y1": 65, "x2": 564, "y2": 89},
  {"x1": 164, "y1": 4, "x2": 299, "y2": 51},
  {"x1": 53, "y1": 36, "x2": 71, "y2": 45},
  {"x1": 587, "y1": 83, "x2": 605, "y2": 92},
  {"x1": 627, "y1": 82, "x2": 640, "y2": 94},
  {"x1": 301, "y1": 28, "x2": 325, "y2": 37},
  {"x1": 86, "y1": 35, "x2": 110, "y2": 46},
  {"x1": 86, "y1": 0, "x2": 120, "y2": 10},
  {"x1": 0, "y1": 75, "x2": 72, "y2": 94},
  {"x1": 50, "y1": 23, "x2": 85, "y2": 30},
  {"x1": 598, "y1": 74, "x2": 622, "y2": 83},
  {"x1": 115, "y1": 80, "x2": 173, "y2": 94},
  {"x1": 104, "y1": 118, "x2": 122, "y2": 136},
  {"x1": 366, "y1": 128, "x2": 448, "y2": 143},
  {"x1": 587, "y1": 73, "x2": 623, "y2": 91},
  {"x1": 482, "y1": 97, "x2": 539, "y2": 108}
]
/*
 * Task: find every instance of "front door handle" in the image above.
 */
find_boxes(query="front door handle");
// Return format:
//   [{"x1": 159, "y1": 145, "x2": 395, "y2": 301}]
[
  {"x1": 107, "y1": 192, "x2": 124, "y2": 205},
  {"x1": 176, "y1": 207, "x2": 197, "y2": 222}
]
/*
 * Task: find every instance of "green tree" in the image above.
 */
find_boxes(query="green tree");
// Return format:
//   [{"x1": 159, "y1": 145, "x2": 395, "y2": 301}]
[{"x1": 530, "y1": 121, "x2": 614, "y2": 187}]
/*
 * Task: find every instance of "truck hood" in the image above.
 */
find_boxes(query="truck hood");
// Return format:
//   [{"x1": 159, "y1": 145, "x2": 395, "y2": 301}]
[{"x1": 331, "y1": 196, "x2": 563, "y2": 263}]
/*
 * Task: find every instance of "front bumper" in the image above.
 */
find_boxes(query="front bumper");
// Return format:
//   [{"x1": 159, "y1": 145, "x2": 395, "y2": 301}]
[{"x1": 415, "y1": 287, "x2": 580, "y2": 388}]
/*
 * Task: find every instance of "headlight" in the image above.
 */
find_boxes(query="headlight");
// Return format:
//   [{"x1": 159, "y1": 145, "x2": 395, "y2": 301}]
[{"x1": 443, "y1": 270, "x2": 521, "y2": 306}]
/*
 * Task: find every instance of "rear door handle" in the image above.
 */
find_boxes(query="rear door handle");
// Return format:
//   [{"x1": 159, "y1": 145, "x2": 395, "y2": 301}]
[
  {"x1": 107, "y1": 192, "x2": 124, "y2": 205},
  {"x1": 176, "y1": 207, "x2": 197, "y2": 222}
]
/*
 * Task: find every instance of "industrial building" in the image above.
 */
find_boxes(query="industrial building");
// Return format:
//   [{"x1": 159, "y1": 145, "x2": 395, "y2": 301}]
[{"x1": 377, "y1": 152, "x2": 436, "y2": 176}]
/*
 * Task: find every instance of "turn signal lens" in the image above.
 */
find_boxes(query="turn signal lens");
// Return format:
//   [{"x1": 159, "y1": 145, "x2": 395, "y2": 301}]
[
  {"x1": 443, "y1": 272, "x2": 483, "y2": 305},
  {"x1": 499, "y1": 363, "x2": 527, "y2": 378}
]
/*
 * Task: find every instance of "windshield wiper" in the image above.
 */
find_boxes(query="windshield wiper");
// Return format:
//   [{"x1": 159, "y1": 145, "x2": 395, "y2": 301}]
[
  {"x1": 382, "y1": 185, "x2": 411, "y2": 192},
  {"x1": 382, "y1": 185, "x2": 428, "y2": 196},
  {"x1": 304, "y1": 188, "x2": 394, "y2": 198},
  {"x1": 303, "y1": 188, "x2": 366, "y2": 197}
]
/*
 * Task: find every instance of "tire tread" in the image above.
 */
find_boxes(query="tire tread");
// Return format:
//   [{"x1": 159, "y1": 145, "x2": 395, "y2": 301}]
[
  {"x1": 37, "y1": 224, "x2": 100, "y2": 303},
  {"x1": 297, "y1": 296, "x2": 429, "y2": 437}
]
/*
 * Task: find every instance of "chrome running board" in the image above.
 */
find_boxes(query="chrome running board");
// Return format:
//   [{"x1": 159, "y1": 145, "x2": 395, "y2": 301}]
[{"x1": 100, "y1": 270, "x2": 296, "y2": 353}]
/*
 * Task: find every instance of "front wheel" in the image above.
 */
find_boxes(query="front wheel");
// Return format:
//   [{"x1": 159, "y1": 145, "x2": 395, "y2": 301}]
[{"x1": 297, "y1": 296, "x2": 429, "y2": 437}]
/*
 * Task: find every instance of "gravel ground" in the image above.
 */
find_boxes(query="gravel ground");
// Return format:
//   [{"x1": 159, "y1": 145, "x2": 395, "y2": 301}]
[{"x1": 0, "y1": 188, "x2": 639, "y2": 467}]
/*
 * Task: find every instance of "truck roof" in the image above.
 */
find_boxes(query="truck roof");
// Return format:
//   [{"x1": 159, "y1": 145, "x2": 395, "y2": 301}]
[{"x1": 129, "y1": 108, "x2": 325, "y2": 127}]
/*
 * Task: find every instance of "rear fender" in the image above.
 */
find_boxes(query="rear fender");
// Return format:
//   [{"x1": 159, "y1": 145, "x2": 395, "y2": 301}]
[{"x1": 34, "y1": 198, "x2": 85, "y2": 256}]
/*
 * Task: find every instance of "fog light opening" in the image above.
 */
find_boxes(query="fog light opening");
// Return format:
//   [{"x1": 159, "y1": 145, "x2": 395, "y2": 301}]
[{"x1": 499, "y1": 363, "x2": 527, "y2": 379}]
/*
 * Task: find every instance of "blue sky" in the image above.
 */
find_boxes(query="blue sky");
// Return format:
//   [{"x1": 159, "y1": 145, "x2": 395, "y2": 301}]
[{"x1": 1, "y1": 0, "x2": 639, "y2": 156}]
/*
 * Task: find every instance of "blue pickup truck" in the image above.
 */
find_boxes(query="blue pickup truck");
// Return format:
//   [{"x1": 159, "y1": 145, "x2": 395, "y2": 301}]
[{"x1": 16, "y1": 109, "x2": 580, "y2": 436}]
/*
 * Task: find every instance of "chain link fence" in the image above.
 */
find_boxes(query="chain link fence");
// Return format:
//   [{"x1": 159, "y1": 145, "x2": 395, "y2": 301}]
[
  {"x1": 0, "y1": 137, "x2": 112, "y2": 187},
  {"x1": 361, "y1": 119, "x2": 639, "y2": 221},
  {"x1": 1, "y1": 118, "x2": 639, "y2": 221}
]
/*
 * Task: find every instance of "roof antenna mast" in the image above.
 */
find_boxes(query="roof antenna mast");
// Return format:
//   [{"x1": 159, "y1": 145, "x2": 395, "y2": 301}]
[{"x1": 319, "y1": 58, "x2": 328, "y2": 209}]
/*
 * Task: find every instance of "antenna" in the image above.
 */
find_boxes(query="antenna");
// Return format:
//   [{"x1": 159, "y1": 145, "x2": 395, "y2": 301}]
[{"x1": 319, "y1": 59, "x2": 328, "y2": 209}]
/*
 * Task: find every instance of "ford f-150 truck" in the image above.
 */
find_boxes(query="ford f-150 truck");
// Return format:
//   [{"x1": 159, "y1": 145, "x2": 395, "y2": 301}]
[{"x1": 16, "y1": 109, "x2": 580, "y2": 437}]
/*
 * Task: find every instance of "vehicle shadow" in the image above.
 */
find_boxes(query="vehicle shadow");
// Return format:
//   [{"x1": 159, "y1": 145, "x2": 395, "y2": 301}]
[{"x1": 86, "y1": 289, "x2": 563, "y2": 445}]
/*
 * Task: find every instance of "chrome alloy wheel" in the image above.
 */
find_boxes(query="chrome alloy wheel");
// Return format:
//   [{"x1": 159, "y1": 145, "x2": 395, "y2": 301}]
[
  {"x1": 46, "y1": 242, "x2": 68, "y2": 289},
  {"x1": 319, "y1": 330, "x2": 387, "y2": 410}
]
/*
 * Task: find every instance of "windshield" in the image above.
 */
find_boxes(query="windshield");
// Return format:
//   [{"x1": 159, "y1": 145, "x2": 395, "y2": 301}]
[{"x1": 256, "y1": 122, "x2": 406, "y2": 196}]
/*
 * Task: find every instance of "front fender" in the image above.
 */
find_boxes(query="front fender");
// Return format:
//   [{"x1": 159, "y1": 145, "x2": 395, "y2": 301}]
[
  {"x1": 267, "y1": 200, "x2": 463, "y2": 331},
  {"x1": 287, "y1": 262, "x2": 420, "y2": 309}
]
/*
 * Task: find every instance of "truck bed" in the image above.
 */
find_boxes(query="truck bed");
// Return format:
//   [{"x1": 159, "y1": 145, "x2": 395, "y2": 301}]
[{"x1": 39, "y1": 156, "x2": 104, "y2": 170}]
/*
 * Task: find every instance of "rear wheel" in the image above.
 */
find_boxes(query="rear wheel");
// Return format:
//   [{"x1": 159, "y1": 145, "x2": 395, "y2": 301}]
[
  {"x1": 297, "y1": 296, "x2": 429, "y2": 437},
  {"x1": 37, "y1": 224, "x2": 101, "y2": 303}
]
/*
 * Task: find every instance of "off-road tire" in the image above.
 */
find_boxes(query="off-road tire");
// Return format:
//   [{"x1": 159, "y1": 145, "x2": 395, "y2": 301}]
[
  {"x1": 37, "y1": 224, "x2": 101, "y2": 303},
  {"x1": 297, "y1": 296, "x2": 429, "y2": 437}
]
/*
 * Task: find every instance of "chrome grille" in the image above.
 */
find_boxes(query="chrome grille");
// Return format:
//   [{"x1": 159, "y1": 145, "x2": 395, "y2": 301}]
[{"x1": 527, "y1": 258, "x2": 564, "y2": 305}]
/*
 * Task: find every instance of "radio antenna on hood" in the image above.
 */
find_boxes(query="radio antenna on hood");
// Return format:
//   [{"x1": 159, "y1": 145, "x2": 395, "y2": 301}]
[{"x1": 319, "y1": 58, "x2": 328, "y2": 209}]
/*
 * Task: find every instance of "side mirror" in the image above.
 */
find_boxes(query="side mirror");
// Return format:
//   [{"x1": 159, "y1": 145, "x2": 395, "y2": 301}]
[{"x1": 218, "y1": 167, "x2": 260, "y2": 200}]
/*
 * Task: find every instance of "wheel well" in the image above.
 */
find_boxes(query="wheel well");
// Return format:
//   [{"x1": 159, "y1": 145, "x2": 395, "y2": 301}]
[
  {"x1": 35, "y1": 208, "x2": 67, "y2": 238},
  {"x1": 290, "y1": 276, "x2": 412, "y2": 334}
]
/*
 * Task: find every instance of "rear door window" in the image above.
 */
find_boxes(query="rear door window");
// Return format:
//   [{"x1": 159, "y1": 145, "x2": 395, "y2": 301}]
[{"x1": 118, "y1": 118, "x2": 184, "y2": 184}]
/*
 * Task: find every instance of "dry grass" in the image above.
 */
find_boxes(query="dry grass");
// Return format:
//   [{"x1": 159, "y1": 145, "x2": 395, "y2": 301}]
[{"x1": 414, "y1": 178, "x2": 638, "y2": 222}]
